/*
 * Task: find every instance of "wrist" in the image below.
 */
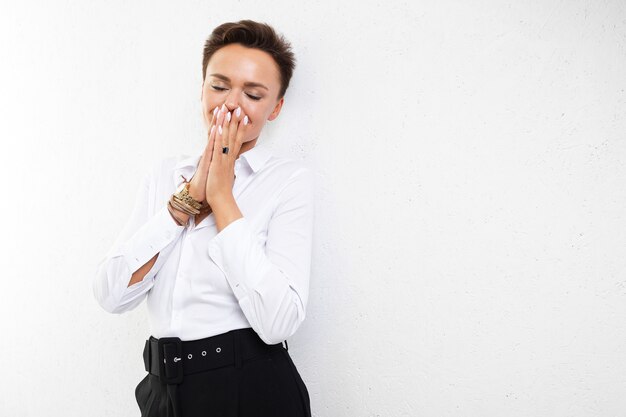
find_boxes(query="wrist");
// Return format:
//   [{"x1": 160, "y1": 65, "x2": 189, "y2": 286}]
[
  {"x1": 167, "y1": 201, "x2": 190, "y2": 226},
  {"x1": 187, "y1": 184, "x2": 204, "y2": 202},
  {"x1": 172, "y1": 182, "x2": 208, "y2": 215},
  {"x1": 206, "y1": 189, "x2": 233, "y2": 207}
]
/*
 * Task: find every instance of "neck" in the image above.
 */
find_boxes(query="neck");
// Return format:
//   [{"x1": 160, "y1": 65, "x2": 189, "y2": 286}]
[{"x1": 237, "y1": 136, "x2": 259, "y2": 159}]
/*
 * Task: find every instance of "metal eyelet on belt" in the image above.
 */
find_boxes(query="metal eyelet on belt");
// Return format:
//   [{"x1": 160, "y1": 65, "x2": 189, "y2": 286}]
[
  {"x1": 216, "y1": 347, "x2": 221, "y2": 353},
  {"x1": 188, "y1": 354, "x2": 193, "y2": 359},
  {"x1": 202, "y1": 351, "x2": 207, "y2": 356}
]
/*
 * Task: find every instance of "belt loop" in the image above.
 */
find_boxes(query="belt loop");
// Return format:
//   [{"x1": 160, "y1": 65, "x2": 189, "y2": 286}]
[
  {"x1": 234, "y1": 331, "x2": 242, "y2": 369},
  {"x1": 158, "y1": 337, "x2": 184, "y2": 384},
  {"x1": 143, "y1": 339, "x2": 150, "y2": 372}
]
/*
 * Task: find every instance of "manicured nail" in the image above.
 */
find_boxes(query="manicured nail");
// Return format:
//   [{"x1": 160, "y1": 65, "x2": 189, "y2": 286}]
[
  {"x1": 221, "y1": 103, "x2": 227, "y2": 112},
  {"x1": 218, "y1": 125, "x2": 223, "y2": 135},
  {"x1": 226, "y1": 111, "x2": 231, "y2": 122},
  {"x1": 213, "y1": 107, "x2": 218, "y2": 116},
  {"x1": 235, "y1": 107, "x2": 241, "y2": 117},
  {"x1": 210, "y1": 125, "x2": 215, "y2": 135},
  {"x1": 243, "y1": 115, "x2": 249, "y2": 125}
]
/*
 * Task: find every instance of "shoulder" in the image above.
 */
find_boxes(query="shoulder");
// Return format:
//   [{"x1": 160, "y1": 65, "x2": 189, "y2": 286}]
[
  {"x1": 263, "y1": 152, "x2": 315, "y2": 186},
  {"x1": 260, "y1": 153, "x2": 316, "y2": 205}
]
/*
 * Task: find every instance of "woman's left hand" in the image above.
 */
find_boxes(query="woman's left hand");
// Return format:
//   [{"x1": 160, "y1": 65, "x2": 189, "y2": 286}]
[{"x1": 205, "y1": 103, "x2": 250, "y2": 206}]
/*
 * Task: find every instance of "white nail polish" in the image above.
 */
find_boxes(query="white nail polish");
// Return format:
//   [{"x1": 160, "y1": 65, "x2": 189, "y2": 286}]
[
  {"x1": 243, "y1": 115, "x2": 249, "y2": 125},
  {"x1": 218, "y1": 125, "x2": 222, "y2": 135},
  {"x1": 226, "y1": 112, "x2": 231, "y2": 122},
  {"x1": 235, "y1": 107, "x2": 241, "y2": 117},
  {"x1": 213, "y1": 107, "x2": 218, "y2": 116},
  {"x1": 210, "y1": 125, "x2": 215, "y2": 135}
]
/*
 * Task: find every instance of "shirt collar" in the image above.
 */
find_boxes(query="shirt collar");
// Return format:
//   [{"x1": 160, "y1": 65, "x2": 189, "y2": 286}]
[
  {"x1": 172, "y1": 144, "x2": 272, "y2": 186},
  {"x1": 240, "y1": 143, "x2": 272, "y2": 173}
]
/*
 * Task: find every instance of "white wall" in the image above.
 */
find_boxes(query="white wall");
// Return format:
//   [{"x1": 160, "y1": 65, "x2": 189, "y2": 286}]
[{"x1": 1, "y1": 0, "x2": 625, "y2": 416}]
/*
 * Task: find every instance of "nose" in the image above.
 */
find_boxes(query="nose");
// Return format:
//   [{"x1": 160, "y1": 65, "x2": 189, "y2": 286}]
[{"x1": 223, "y1": 90, "x2": 240, "y2": 112}]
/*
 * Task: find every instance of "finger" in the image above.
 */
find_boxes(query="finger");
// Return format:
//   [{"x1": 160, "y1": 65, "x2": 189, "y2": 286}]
[
  {"x1": 215, "y1": 103, "x2": 227, "y2": 131},
  {"x1": 207, "y1": 127, "x2": 216, "y2": 161},
  {"x1": 221, "y1": 108, "x2": 232, "y2": 155},
  {"x1": 208, "y1": 124, "x2": 217, "y2": 164},
  {"x1": 213, "y1": 105, "x2": 227, "y2": 162},
  {"x1": 227, "y1": 106, "x2": 243, "y2": 153},
  {"x1": 199, "y1": 106, "x2": 220, "y2": 169},
  {"x1": 205, "y1": 107, "x2": 218, "y2": 152},
  {"x1": 234, "y1": 112, "x2": 250, "y2": 154},
  {"x1": 209, "y1": 105, "x2": 219, "y2": 135}
]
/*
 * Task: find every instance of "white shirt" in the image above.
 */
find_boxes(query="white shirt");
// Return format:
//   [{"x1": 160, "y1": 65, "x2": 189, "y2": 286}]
[{"x1": 92, "y1": 144, "x2": 315, "y2": 344}]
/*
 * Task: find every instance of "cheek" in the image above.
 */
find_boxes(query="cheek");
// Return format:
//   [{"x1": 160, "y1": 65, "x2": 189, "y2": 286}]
[
  {"x1": 246, "y1": 106, "x2": 269, "y2": 124},
  {"x1": 202, "y1": 90, "x2": 218, "y2": 108},
  {"x1": 203, "y1": 101, "x2": 222, "y2": 118}
]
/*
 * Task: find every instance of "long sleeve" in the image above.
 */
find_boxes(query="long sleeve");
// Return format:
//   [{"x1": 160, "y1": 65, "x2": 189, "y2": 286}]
[
  {"x1": 93, "y1": 162, "x2": 186, "y2": 314},
  {"x1": 208, "y1": 167, "x2": 315, "y2": 345}
]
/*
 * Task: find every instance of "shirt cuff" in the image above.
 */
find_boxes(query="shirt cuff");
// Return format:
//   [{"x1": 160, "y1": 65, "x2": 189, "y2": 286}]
[
  {"x1": 208, "y1": 217, "x2": 272, "y2": 300},
  {"x1": 119, "y1": 204, "x2": 186, "y2": 274}
]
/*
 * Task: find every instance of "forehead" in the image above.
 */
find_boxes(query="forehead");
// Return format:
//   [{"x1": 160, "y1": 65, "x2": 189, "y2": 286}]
[{"x1": 206, "y1": 43, "x2": 280, "y2": 86}]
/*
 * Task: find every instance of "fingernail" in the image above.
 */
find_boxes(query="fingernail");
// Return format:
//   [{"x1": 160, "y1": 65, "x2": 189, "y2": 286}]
[
  {"x1": 226, "y1": 111, "x2": 231, "y2": 122},
  {"x1": 243, "y1": 115, "x2": 249, "y2": 125},
  {"x1": 210, "y1": 125, "x2": 215, "y2": 135},
  {"x1": 221, "y1": 103, "x2": 227, "y2": 112},
  {"x1": 235, "y1": 107, "x2": 241, "y2": 117},
  {"x1": 218, "y1": 125, "x2": 223, "y2": 135},
  {"x1": 213, "y1": 107, "x2": 218, "y2": 116}
]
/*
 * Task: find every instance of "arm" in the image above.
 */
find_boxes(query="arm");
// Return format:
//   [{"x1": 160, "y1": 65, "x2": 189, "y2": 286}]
[
  {"x1": 93, "y1": 162, "x2": 187, "y2": 314},
  {"x1": 208, "y1": 167, "x2": 315, "y2": 345}
]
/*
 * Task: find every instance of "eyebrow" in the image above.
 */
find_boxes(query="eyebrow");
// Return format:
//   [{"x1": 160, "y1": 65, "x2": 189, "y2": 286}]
[{"x1": 209, "y1": 73, "x2": 269, "y2": 91}]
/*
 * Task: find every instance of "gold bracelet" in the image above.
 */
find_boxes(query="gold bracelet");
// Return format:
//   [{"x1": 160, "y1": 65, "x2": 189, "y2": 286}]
[
  {"x1": 174, "y1": 182, "x2": 205, "y2": 209},
  {"x1": 170, "y1": 194, "x2": 198, "y2": 215},
  {"x1": 172, "y1": 182, "x2": 210, "y2": 215},
  {"x1": 167, "y1": 200, "x2": 187, "y2": 226}
]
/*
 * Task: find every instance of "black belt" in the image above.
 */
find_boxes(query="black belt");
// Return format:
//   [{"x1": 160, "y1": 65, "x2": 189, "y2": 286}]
[{"x1": 143, "y1": 327, "x2": 285, "y2": 385}]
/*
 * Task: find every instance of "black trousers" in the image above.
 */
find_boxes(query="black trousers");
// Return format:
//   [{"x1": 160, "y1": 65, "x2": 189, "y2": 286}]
[{"x1": 135, "y1": 328, "x2": 312, "y2": 417}]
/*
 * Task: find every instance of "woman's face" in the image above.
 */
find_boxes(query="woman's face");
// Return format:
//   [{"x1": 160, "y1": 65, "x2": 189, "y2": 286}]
[{"x1": 200, "y1": 43, "x2": 284, "y2": 149}]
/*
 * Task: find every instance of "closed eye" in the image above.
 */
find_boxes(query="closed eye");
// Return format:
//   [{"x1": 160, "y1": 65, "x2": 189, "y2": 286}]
[{"x1": 211, "y1": 86, "x2": 262, "y2": 101}]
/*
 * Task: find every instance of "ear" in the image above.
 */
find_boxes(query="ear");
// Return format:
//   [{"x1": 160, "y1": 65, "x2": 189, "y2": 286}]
[{"x1": 267, "y1": 97, "x2": 284, "y2": 121}]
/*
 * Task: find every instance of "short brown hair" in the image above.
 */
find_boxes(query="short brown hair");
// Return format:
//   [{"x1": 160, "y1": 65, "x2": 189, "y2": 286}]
[{"x1": 202, "y1": 20, "x2": 296, "y2": 100}]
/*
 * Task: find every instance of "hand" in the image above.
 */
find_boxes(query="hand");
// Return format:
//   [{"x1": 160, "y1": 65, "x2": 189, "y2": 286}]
[
  {"x1": 187, "y1": 105, "x2": 220, "y2": 202},
  {"x1": 205, "y1": 103, "x2": 251, "y2": 206}
]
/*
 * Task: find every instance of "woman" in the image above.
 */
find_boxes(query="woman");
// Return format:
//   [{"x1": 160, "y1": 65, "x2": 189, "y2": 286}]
[{"x1": 93, "y1": 19, "x2": 314, "y2": 417}]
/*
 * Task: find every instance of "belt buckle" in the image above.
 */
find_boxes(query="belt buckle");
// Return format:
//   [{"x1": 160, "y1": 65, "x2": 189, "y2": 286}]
[{"x1": 157, "y1": 337, "x2": 183, "y2": 384}]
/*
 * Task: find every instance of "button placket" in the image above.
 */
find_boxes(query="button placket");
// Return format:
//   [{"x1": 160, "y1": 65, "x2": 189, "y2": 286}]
[{"x1": 171, "y1": 228, "x2": 191, "y2": 332}]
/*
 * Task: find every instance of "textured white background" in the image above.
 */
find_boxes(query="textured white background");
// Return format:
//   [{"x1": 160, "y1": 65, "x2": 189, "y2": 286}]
[{"x1": 0, "y1": 0, "x2": 625, "y2": 416}]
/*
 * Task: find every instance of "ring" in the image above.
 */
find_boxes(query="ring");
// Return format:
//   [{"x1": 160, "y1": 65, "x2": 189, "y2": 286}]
[{"x1": 222, "y1": 146, "x2": 229, "y2": 154}]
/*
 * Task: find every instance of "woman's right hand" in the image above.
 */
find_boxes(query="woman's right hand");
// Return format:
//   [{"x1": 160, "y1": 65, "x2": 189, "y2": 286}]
[{"x1": 187, "y1": 105, "x2": 220, "y2": 202}]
